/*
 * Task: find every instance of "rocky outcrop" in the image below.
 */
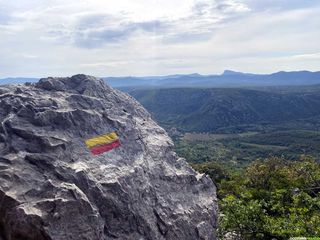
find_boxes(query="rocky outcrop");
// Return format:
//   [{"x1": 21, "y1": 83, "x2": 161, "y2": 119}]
[{"x1": 0, "y1": 74, "x2": 217, "y2": 240}]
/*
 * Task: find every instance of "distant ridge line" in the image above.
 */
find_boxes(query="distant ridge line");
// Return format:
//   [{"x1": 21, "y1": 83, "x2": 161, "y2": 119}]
[{"x1": 1, "y1": 70, "x2": 320, "y2": 89}]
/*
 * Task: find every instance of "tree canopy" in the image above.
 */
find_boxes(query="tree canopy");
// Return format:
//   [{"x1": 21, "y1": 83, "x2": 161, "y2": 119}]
[{"x1": 193, "y1": 156, "x2": 320, "y2": 239}]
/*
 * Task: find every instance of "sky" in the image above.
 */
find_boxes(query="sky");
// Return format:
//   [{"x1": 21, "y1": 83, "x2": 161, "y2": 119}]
[{"x1": 0, "y1": 0, "x2": 319, "y2": 77}]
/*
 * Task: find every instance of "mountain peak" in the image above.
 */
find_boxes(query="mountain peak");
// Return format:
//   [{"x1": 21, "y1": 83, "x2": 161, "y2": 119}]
[
  {"x1": 36, "y1": 74, "x2": 103, "y2": 91},
  {"x1": 36, "y1": 74, "x2": 110, "y2": 98},
  {"x1": 222, "y1": 70, "x2": 244, "y2": 75},
  {"x1": 188, "y1": 73, "x2": 202, "y2": 77}
]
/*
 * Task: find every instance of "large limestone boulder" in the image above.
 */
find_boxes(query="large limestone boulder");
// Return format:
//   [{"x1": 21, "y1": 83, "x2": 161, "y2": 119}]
[{"x1": 0, "y1": 74, "x2": 217, "y2": 240}]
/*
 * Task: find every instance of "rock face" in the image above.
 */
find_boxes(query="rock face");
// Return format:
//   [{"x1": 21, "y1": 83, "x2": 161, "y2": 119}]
[{"x1": 0, "y1": 75, "x2": 217, "y2": 240}]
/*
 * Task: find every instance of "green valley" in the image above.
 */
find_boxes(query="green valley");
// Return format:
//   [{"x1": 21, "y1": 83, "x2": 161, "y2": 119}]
[{"x1": 129, "y1": 86, "x2": 320, "y2": 167}]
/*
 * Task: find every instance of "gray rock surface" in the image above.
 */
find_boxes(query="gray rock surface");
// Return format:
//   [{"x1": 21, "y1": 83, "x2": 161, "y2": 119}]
[{"x1": 0, "y1": 74, "x2": 217, "y2": 240}]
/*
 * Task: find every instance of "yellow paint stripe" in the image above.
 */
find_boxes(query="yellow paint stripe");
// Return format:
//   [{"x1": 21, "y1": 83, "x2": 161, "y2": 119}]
[{"x1": 85, "y1": 132, "x2": 118, "y2": 148}]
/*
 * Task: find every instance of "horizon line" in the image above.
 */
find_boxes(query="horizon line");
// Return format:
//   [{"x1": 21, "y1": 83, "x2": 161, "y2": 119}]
[{"x1": 1, "y1": 69, "x2": 320, "y2": 80}]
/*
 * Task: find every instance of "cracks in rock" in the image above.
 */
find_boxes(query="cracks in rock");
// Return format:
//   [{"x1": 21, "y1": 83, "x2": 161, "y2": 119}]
[
  {"x1": 153, "y1": 209, "x2": 168, "y2": 237},
  {"x1": 0, "y1": 113, "x2": 15, "y2": 154}
]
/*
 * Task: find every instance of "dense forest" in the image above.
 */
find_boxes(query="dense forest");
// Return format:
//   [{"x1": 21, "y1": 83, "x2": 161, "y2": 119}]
[{"x1": 129, "y1": 87, "x2": 320, "y2": 133}]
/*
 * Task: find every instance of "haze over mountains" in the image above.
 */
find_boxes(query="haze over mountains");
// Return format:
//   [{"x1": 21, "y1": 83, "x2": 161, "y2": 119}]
[
  {"x1": 0, "y1": 77, "x2": 40, "y2": 85},
  {"x1": 106, "y1": 70, "x2": 320, "y2": 89},
  {"x1": 1, "y1": 70, "x2": 320, "y2": 89}
]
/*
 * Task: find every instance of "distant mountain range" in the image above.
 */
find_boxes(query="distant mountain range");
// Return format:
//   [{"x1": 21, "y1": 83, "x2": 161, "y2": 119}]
[
  {"x1": 0, "y1": 77, "x2": 39, "y2": 85},
  {"x1": 104, "y1": 70, "x2": 320, "y2": 89},
  {"x1": 1, "y1": 70, "x2": 320, "y2": 89}
]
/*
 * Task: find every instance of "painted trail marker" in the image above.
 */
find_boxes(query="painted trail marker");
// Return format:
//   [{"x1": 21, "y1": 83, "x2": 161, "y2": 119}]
[{"x1": 85, "y1": 132, "x2": 121, "y2": 155}]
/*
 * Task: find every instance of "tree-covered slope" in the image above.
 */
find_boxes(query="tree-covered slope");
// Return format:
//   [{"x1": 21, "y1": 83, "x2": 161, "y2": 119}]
[{"x1": 129, "y1": 87, "x2": 320, "y2": 132}]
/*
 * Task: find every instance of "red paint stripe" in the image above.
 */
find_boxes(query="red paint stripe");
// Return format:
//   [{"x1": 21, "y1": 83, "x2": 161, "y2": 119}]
[{"x1": 90, "y1": 139, "x2": 121, "y2": 155}]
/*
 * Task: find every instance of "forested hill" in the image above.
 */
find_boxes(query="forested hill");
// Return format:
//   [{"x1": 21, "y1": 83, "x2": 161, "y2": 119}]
[{"x1": 129, "y1": 87, "x2": 320, "y2": 133}]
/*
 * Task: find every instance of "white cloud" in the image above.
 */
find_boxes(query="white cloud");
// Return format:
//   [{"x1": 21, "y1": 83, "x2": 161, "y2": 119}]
[
  {"x1": 287, "y1": 52, "x2": 320, "y2": 61},
  {"x1": 0, "y1": 0, "x2": 319, "y2": 77}
]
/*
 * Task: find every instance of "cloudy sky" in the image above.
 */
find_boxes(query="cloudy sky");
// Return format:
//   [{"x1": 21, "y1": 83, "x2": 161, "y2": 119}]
[{"x1": 0, "y1": 0, "x2": 319, "y2": 77}]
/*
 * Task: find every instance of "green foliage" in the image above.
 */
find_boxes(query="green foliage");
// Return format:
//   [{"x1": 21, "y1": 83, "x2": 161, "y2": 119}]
[
  {"x1": 174, "y1": 129, "x2": 320, "y2": 167},
  {"x1": 130, "y1": 87, "x2": 320, "y2": 133},
  {"x1": 191, "y1": 162, "x2": 235, "y2": 190},
  {"x1": 176, "y1": 140, "x2": 230, "y2": 163},
  {"x1": 193, "y1": 157, "x2": 320, "y2": 239}
]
